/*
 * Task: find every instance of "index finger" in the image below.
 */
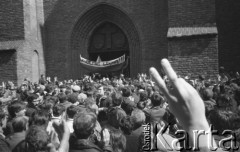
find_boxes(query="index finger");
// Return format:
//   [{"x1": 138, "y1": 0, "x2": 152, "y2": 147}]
[
  {"x1": 149, "y1": 67, "x2": 169, "y2": 97},
  {"x1": 161, "y1": 59, "x2": 178, "y2": 83}
]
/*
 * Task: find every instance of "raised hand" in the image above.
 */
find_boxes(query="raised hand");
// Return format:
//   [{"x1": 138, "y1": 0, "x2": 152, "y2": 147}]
[
  {"x1": 102, "y1": 128, "x2": 111, "y2": 147},
  {"x1": 149, "y1": 59, "x2": 209, "y2": 132},
  {"x1": 51, "y1": 119, "x2": 70, "y2": 152}
]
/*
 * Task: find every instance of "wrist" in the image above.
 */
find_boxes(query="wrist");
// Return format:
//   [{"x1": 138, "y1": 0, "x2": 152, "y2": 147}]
[{"x1": 185, "y1": 120, "x2": 209, "y2": 133}]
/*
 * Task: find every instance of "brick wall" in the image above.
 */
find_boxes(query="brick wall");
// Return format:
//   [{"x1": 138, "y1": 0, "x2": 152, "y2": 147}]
[
  {"x1": 216, "y1": 0, "x2": 240, "y2": 72},
  {"x1": 0, "y1": 50, "x2": 17, "y2": 83},
  {"x1": 43, "y1": 0, "x2": 168, "y2": 80},
  {"x1": 168, "y1": 0, "x2": 216, "y2": 27},
  {"x1": 168, "y1": 0, "x2": 218, "y2": 78},
  {"x1": 0, "y1": 0, "x2": 24, "y2": 41},
  {"x1": 168, "y1": 36, "x2": 218, "y2": 78}
]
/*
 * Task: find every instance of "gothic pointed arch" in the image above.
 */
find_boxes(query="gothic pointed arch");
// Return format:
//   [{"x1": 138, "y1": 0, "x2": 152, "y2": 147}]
[{"x1": 69, "y1": 3, "x2": 141, "y2": 79}]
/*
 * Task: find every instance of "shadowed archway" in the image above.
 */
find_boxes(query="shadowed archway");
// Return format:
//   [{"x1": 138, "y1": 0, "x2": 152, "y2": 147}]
[{"x1": 70, "y1": 3, "x2": 141, "y2": 79}]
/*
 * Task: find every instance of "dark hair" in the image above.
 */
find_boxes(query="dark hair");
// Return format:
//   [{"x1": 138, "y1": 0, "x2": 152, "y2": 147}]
[
  {"x1": 45, "y1": 84, "x2": 55, "y2": 94},
  {"x1": 67, "y1": 105, "x2": 81, "y2": 119},
  {"x1": 112, "y1": 92, "x2": 123, "y2": 107},
  {"x1": 45, "y1": 96, "x2": 59, "y2": 106},
  {"x1": 27, "y1": 93, "x2": 39, "y2": 103},
  {"x1": 208, "y1": 109, "x2": 240, "y2": 132},
  {"x1": 8, "y1": 102, "x2": 26, "y2": 118},
  {"x1": 151, "y1": 93, "x2": 163, "y2": 107},
  {"x1": 12, "y1": 116, "x2": 28, "y2": 132},
  {"x1": 58, "y1": 93, "x2": 68, "y2": 103},
  {"x1": 31, "y1": 110, "x2": 49, "y2": 129},
  {"x1": 122, "y1": 87, "x2": 131, "y2": 97},
  {"x1": 100, "y1": 96, "x2": 112, "y2": 108},
  {"x1": 121, "y1": 98, "x2": 135, "y2": 115},
  {"x1": 38, "y1": 102, "x2": 53, "y2": 114},
  {"x1": 120, "y1": 116, "x2": 133, "y2": 135},
  {"x1": 139, "y1": 91, "x2": 148, "y2": 101},
  {"x1": 52, "y1": 104, "x2": 65, "y2": 117},
  {"x1": 108, "y1": 108, "x2": 127, "y2": 129},
  {"x1": 73, "y1": 111, "x2": 96, "y2": 139},
  {"x1": 26, "y1": 125, "x2": 50, "y2": 152},
  {"x1": 110, "y1": 129, "x2": 126, "y2": 152},
  {"x1": 68, "y1": 94, "x2": 78, "y2": 104}
]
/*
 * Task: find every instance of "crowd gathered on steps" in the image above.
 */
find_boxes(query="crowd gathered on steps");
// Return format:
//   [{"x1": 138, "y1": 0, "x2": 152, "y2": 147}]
[{"x1": 0, "y1": 59, "x2": 240, "y2": 152}]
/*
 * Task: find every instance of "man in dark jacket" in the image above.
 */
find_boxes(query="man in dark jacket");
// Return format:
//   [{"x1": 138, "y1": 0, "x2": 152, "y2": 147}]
[
  {"x1": 70, "y1": 111, "x2": 112, "y2": 152},
  {"x1": 144, "y1": 92, "x2": 167, "y2": 123}
]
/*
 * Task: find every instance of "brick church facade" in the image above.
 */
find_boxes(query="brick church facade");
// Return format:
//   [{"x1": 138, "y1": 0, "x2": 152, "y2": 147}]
[{"x1": 0, "y1": 0, "x2": 240, "y2": 84}]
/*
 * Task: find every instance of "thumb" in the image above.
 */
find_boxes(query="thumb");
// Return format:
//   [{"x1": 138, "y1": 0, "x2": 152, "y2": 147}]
[{"x1": 47, "y1": 143, "x2": 57, "y2": 152}]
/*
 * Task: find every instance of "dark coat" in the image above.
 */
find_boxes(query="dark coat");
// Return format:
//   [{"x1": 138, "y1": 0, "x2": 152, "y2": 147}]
[
  {"x1": 144, "y1": 106, "x2": 167, "y2": 123},
  {"x1": 70, "y1": 139, "x2": 112, "y2": 152},
  {"x1": 0, "y1": 134, "x2": 11, "y2": 152}
]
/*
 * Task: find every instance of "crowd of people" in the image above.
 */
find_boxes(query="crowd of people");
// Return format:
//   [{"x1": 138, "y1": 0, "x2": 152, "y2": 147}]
[{"x1": 0, "y1": 59, "x2": 240, "y2": 152}]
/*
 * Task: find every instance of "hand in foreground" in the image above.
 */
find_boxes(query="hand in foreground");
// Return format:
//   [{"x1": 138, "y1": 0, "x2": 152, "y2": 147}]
[
  {"x1": 48, "y1": 119, "x2": 70, "y2": 152},
  {"x1": 102, "y1": 128, "x2": 111, "y2": 147},
  {"x1": 149, "y1": 59, "x2": 209, "y2": 131}
]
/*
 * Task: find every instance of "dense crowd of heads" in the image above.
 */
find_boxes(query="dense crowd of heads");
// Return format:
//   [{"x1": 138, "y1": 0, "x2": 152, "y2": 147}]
[{"x1": 0, "y1": 69, "x2": 240, "y2": 152}]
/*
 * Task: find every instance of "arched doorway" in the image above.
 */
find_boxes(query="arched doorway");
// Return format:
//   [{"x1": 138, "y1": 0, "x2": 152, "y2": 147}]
[
  {"x1": 32, "y1": 50, "x2": 40, "y2": 83},
  {"x1": 70, "y1": 4, "x2": 141, "y2": 79},
  {"x1": 88, "y1": 22, "x2": 130, "y2": 76}
]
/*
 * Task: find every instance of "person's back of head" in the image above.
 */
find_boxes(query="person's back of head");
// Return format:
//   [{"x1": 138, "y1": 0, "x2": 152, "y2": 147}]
[
  {"x1": 73, "y1": 111, "x2": 97, "y2": 139},
  {"x1": 100, "y1": 96, "x2": 112, "y2": 108},
  {"x1": 111, "y1": 92, "x2": 123, "y2": 107},
  {"x1": 77, "y1": 93, "x2": 87, "y2": 105},
  {"x1": 201, "y1": 88, "x2": 214, "y2": 101},
  {"x1": 38, "y1": 102, "x2": 53, "y2": 114},
  {"x1": 67, "y1": 93, "x2": 78, "y2": 104},
  {"x1": 122, "y1": 87, "x2": 131, "y2": 97},
  {"x1": 30, "y1": 110, "x2": 49, "y2": 129},
  {"x1": 58, "y1": 92, "x2": 68, "y2": 103},
  {"x1": 131, "y1": 109, "x2": 146, "y2": 129},
  {"x1": 25, "y1": 125, "x2": 50, "y2": 152},
  {"x1": 121, "y1": 98, "x2": 135, "y2": 115},
  {"x1": 120, "y1": 116, "x2": 133, "y2": 135},
  {"x1": 12, "y1": 116, "x2": 28, "y2": 133},
  {"x1": 108, "y1": 107, "x2": 127, "y2": 129},
  {"x1": 52, "y1": 104, "x2": 66, "y2": 117},
  {"x1": 208, "y1": 108, "x2": 240, "y2": 133},
  {"x1": 67, "y1": 105, "x2": 82, "y2": 119},
  {"x1": 110, "y1": 129, "x2": 126, "y2": 152}
]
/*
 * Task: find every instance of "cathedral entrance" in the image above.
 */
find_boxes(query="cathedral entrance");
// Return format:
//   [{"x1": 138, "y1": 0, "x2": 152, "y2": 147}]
[
  {"x1": 70, "y1": 4, "x2": 141, "y2": 79},
  {"x1": 88, "y1": 22, "x2": 130, "y2": 76}
]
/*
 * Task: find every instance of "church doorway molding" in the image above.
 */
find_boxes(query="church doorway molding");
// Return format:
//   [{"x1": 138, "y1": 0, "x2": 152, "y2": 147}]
[{"x1": 70, "y1": 3, "x2": 141, "y2": 79}]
